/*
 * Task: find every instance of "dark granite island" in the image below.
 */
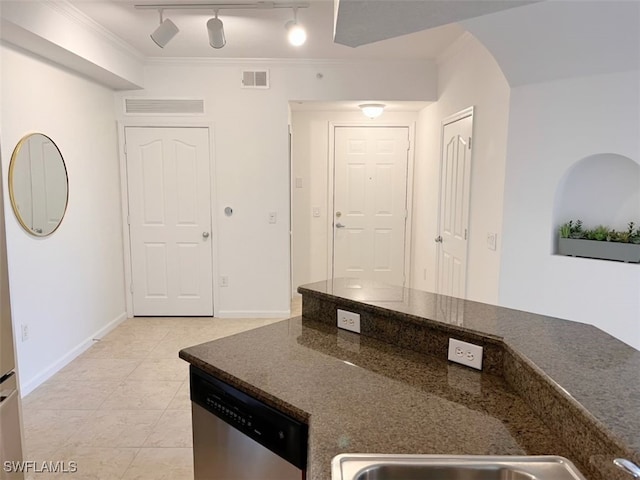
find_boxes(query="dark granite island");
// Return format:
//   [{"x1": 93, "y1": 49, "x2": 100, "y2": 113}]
[{"x1": 179, "y1": 279, "x2": 640, "y2": 480}]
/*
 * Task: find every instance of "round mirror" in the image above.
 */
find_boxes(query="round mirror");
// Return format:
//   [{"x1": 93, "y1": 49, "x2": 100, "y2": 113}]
[{"x1": 9, "y1": 133, "x2": 68, "y2": 236}]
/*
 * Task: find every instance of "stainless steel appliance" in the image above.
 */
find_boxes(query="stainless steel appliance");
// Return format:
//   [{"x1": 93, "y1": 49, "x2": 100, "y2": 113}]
[
  {"x1": 190, "y1": 366, "x2": 307, "y2": 480},
  {"x1": 0, "y1": 148, "x2": 24, "y2": 479}
]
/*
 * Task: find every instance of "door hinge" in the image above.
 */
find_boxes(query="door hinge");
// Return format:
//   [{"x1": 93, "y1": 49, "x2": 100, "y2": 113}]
[
  {"x1": 404, "y1": 210, "x2": 408, "y2": 219},
  {"x1": 406, "y1": 140, "x2": 411, "y2": 151},
  {"x1": 124, "y1": 143, "x2": 127, "y2": 154},
  {"x1": 130, "y1": 283, "x2": 134, "y2": 294},
  {"x1": 468, "y1": 137, "x2": 472, "y2": 149},
  {"x1": 126, "y1": 215, "x2": 130, "y2": 225},
  {"x1": 464, "y1": 229, "x2": 468, "y2": 240}
]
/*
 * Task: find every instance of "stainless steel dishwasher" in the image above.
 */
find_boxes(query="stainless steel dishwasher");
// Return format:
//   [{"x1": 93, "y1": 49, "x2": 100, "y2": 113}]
[{"x1": 190, "y1": 366, "x2": 308, "y2": 480}]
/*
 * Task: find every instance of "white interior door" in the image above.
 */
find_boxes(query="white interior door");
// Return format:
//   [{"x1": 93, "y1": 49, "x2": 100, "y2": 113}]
[
  {"x1": 436, "y1": 112, "x2": 473, "y2": 298},
  {"x1": 125, "y1": 127, "x2": 213, "y2": 316},
  {"x1": 333, "y1": 126, "x2": 410, "y2": 286}
]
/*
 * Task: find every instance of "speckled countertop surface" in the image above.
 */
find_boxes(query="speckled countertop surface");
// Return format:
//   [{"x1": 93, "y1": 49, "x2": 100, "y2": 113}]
[
  {"x1": 180, "y1": 315, "x2": 580, "y2": 479},
  {"x1": 298, "y1": 279, "x2": 640, "y2": 459}
]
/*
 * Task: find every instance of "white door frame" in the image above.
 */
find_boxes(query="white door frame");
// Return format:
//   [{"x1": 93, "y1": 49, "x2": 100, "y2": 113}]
[
  {"x1": 435, "y1": 106, "x2": 474, "y2": 296},
  {"x1": 117, "y1": 120, "x2": 218, "y2": 318},
  {"x1": 327, "y1": 122, "x2": 416, "y2": 286}
]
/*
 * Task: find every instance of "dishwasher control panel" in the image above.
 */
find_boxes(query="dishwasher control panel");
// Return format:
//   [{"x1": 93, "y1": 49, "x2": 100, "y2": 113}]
[{"x1": 204, "y1": 392, "x2": 254, "y2": 429}]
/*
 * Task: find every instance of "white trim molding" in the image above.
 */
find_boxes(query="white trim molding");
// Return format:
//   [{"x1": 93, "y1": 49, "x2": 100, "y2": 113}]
[
  {"x1": 44, "y1": 0, "x2": 145, "y2": 61},
  {"x1": 20, "y1": 312, "x2": 127, "y2": 396}
]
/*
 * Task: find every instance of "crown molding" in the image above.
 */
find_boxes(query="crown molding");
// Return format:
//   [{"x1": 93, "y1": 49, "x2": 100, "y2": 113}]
[
  {"x1": 43, "y1": 0, "x2": 145, "y2": 62},
  {"x1": 144, "y1": 56, "x2": 434, "y2": 67}
]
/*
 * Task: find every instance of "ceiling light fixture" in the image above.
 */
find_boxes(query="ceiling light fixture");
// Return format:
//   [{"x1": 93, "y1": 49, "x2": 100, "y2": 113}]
[
  {"x1": 207, "y1": 11, "x2": 226, "y2": 49},
  {"x1": 137, "y1": 2, "x2": 309, "y2": 49},
  {"x1": 359, "y1": 104, "x2": 386, "y2": 119},
  {"x1": 150, "y1": 10, "x2": 179, "y2": 48},
  {"x1": 285, "y1": 7, "x2": 306, "y2": 46}
]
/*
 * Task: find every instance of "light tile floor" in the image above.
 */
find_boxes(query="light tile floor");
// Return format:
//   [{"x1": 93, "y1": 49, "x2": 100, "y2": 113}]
[{"x1": 21, "y1": 298, "x2": 302, "y2": 480}]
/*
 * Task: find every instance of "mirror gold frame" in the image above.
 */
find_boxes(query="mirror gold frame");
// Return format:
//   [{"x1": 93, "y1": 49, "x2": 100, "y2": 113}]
[{"x1": 9, "y1": 133, "x2": 69, "y2": 237}]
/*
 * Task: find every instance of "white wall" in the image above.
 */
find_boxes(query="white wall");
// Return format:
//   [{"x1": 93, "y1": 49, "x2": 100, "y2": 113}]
[
  {"x1": 499, "y1": 70, "x2": 640, "y2": 349},
  {"x1": 553, "y1": 153, "x2": 640, "y2": 233},
  {"x1": 0, "y1": 0, "x2": 144, "y2": 89},
  {"x1": 462, "y1": 1, "x2": 640, "y2": 87},
  {"x1": 0, "y1": 44, "x2": 126, "y2": 394},
  {"x1": 116, "y1": 59, "x2": 436, "y2": 316},
  {"x1": 411, "y1": 33, "x2": 510, "y2": 304},
  {"x1": 290, "y1": 109, "x2": 419, "y2": 294}
]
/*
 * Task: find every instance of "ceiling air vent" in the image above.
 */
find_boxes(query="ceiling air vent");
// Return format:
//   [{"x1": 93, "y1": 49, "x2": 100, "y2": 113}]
[
  {"x1": 241, "y1": 70, "x2": 269, "y2": 89},
  {"x1": 124, "y1": 98, "x2": 205, "y2": 115}
]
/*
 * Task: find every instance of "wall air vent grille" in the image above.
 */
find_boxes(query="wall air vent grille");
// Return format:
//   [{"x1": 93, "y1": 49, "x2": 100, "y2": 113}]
[
  {"x1": 241, "y1": 70, "x2": 269, "y2": 89},
  {"x1": 124, "y1": 98, "x2": 205, "y2": 115}
]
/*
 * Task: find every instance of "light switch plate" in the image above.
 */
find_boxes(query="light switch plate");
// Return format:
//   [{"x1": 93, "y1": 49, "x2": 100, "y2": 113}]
[
  {"x1": 487, "y1": 232, "x2": 497, "y2": 251},
  {"x1": 448, "y1": 338, "x2": 483, "y2": 370}
]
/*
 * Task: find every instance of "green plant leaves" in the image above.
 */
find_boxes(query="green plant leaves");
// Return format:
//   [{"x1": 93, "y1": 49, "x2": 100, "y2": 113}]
[{"x1": 559, "y1": 220, "x2": 640, "y2": 243}]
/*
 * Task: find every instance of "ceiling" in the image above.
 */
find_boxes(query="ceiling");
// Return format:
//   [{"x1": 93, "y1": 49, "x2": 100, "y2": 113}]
[
  {"x1": 333, "y1": 0, "x2": 540, "y2": 47},
  {"x1": 70, "y1": 0, "x2": 466, "y2": 60}
]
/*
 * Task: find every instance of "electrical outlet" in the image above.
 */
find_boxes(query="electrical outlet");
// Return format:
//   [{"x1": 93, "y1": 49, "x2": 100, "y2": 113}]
[
  {"x1": 21, "y1": 324, "x2": 29, "y2": 342},
  {"x1": 448, "y1": 338, "x2": 483, "y2": 370},
  {"x1": 337, "y1": 309, "x2": 360, "y2": 334},
  {"x1": 220, "y1": 276, "x2": 229, "y2": 287}
]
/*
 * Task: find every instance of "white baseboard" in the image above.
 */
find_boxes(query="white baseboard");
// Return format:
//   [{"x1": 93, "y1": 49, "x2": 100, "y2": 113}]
[
  {"x1": 20, "y1": 311, "x2": 128, "y2": 397},
  {"x1": 91, "y1": 312, "x2": 129, "y2": 340},
  {"x1": 216, "y1": 310, "x2": 291, "y2": 319}
]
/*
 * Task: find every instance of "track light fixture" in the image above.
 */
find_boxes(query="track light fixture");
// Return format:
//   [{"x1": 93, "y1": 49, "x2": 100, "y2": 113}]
[
  {"x1": 150, "y1": 10, "x2": 179, "y2": 48},
  {"x1": 285, "y1": 7, "x2": 306, "y2": 46},
  {"x1": 207, "y1": 11, "x2": 226, "y2": 49},
  {"x1": 359, "y1": 104, "x2": 386, "y2": 119},
  {"x1": 137, "y1": 2, "x2": 309, "y2": 49}
]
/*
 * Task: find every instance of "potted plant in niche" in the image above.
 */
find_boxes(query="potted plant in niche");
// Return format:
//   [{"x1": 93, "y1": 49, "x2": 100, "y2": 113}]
[{"x1": 558, "y1": 220, "x2": 640, "y2": 263}]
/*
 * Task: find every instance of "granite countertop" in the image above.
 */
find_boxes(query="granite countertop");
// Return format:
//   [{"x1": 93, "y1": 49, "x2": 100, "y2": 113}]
[
  {"x1": 296, "y1": 279, "x2": 640, "y2": 456},
  {"x1": 180, "y1": 316, "x2": 579, "y2": 479}
]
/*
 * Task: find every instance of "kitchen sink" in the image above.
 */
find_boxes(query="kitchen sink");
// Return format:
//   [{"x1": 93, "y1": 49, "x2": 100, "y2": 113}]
[{"x1": 331, "y1": 455, "x2": 588, "y2": 480}]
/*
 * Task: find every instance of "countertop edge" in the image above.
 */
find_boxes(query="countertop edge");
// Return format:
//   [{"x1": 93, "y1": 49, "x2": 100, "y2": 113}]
[{"x1": 298, "y1": 283, "x2": 639, "y2": 464}]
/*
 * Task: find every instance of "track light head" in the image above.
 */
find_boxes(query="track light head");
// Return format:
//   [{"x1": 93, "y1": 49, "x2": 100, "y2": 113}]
[
  {"x1": 139, "y1": 3, "x2": 311, "y2": 50},
  {"x1": 151, "y1": 11, "x2": 179, "y2": 48},
  {"x1": 286, "y1": 21, "x2": 306, "y2": 46},
  {"x1": 285, "y1": 7, "x2": 306, "y2": 46},
  {"x1": 207, "y1": 13, "x2": 226, "y2": 49}
]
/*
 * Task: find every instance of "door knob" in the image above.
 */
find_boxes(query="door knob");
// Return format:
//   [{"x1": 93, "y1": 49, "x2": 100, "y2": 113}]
[
  {"x1": 336, "y1": 223, "x2": 346, "y2": 229},
  {"x1": 202, "y1": 232, "x2": 210, "y2": 238},
  {"x1": 434, "y1": 235, "x2": 443, "y2": 243}
]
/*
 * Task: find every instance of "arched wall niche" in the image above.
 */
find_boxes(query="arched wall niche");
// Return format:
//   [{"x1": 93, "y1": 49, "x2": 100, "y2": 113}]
[{"x1": 552, "y1": 153, "x2": 640, "y2": 253}]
